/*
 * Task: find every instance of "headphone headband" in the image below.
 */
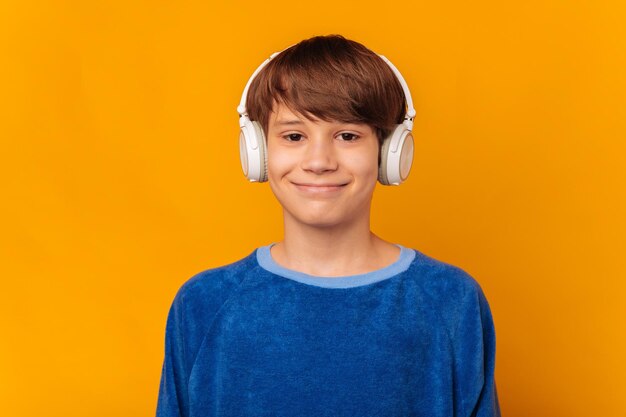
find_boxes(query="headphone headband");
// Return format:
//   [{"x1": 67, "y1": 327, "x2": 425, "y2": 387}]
[
  {"x1": 377, "y1": 55, "x2": 416, "y2": 129},
  {"x1": 237, "y1": 49, "x2": 415, "y2": 128},
  {"x1": 237, "y1": 51, "x2": 282, "y2": 116}
]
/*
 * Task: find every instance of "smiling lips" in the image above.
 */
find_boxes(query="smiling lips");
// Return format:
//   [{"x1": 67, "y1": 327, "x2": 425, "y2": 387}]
[{"x1": 292, "y1": 182, "x2": 348, "y2": 193}]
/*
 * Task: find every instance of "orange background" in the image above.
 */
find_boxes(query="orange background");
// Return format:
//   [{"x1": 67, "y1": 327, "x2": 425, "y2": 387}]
[{"x1": 1, "y1": 0, "x2": 625, "y2": 415}]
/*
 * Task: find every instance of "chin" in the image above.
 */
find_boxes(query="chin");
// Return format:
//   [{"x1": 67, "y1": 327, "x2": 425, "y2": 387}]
[{"x1": 286, "y1": 208, "x2": 347, "y2": 229}]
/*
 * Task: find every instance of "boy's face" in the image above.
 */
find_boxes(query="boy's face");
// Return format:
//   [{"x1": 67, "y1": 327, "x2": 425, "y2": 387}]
[{"x1": 266, "y1": 103, "x2": 379, "y2": 229}]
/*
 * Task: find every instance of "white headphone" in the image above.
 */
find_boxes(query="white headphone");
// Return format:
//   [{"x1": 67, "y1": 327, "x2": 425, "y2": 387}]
[{"x1": 237, "y1": 50, "x2": 416, "y2": 185}]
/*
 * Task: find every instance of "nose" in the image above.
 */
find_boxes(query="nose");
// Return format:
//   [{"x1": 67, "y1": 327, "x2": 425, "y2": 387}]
[{"x1": 300, "y1": 137, "x2": 338, "y2": 174}]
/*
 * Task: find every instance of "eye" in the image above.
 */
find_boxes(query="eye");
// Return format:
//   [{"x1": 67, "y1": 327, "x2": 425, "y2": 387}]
[
  {"x1": 283, "y1": 133, "x2": 304, "y2": 142},
  {"x1": 338, "y1": 132, "x2": 359, "y2": 141}
]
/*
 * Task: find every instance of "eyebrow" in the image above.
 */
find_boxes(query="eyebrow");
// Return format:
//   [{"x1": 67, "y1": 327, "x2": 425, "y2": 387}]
[{"x1": 274, "y1": 119, "x2": 305, "y2": 126}]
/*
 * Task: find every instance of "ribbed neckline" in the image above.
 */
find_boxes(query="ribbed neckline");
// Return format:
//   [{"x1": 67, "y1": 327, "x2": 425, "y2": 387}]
[{"x1": 255, "y1": 243, "x2": 416, "y2": 289}]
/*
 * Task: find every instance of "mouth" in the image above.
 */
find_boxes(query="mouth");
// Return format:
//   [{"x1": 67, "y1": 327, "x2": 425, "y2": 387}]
[{"x1": 291, "y1": 182, "x2": 349, "y2": 193}]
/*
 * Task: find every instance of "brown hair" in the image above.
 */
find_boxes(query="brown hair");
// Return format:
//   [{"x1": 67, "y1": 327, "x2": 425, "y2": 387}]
[{"x1": 245, "y1": 35, "x2": 407, "y2": 144}]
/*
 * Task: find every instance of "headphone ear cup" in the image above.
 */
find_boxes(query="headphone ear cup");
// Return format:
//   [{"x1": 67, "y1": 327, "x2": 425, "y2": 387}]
[
  {"x1": 239, "y1": 117, "x2": 268, "y2": 182},
  {"x1": 378, "y1": 134, "x2": 393, "y2": 185},
  {"x1": 252, "y1": 121, "x2": 268, "y2": 182},
  {"x1": 378, "y1": 124, "x2": 414, "y2": 185}
]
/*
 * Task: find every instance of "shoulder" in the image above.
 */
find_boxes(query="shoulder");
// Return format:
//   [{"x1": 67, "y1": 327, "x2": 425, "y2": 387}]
[
  {"x1": 410, "y1": 249, "x2": 482, "y2": 296},
  {"x1": 406, "y1": 248, "x2": 492, "y2": 314},
  {"x1": 172, "y1": 249, "x2": 259, "y2": 313},
  {"x1": 164, "y1": 250, "x2": 261, "y2": 358},
  {"x1": 406, "y1": 248, "x2": 496, "y2": 344},
  {"x1": 160, "y1": 250, "x2": 261, "y2": 377}
]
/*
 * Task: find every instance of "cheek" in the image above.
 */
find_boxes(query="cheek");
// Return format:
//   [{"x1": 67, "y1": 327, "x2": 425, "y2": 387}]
[
  {"x1": 267, "y1": 148, "x2": 301, "y2": 203},
  {"x1": 344, "y1": 148, "x2": 380, "y2": 181},
  {"x1": 266, "y1": 142, "x2": 292, "y2": 179}
]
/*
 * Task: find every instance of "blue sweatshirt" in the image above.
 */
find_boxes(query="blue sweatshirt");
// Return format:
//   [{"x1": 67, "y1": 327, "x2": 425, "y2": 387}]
[{"x1": 156, "y1": 244, "x2": 501, "y2": 417}]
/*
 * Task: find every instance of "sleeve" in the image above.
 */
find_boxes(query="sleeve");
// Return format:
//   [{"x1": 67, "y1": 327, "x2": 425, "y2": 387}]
[
  {"x1": 453, "y1": 280, "x2": 501, "y2": 417},
  {"x1": 156, "y1": 289, "x2": 190, "y2": 417}
]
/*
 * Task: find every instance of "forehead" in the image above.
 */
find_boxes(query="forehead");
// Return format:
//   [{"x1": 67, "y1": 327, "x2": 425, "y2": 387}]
[
  {"x1": 269, "y1": 102, "x2": 319, "y2": 124},
  {"x1": 268, "y1": 102, "x2": 373, "y2": 132}
]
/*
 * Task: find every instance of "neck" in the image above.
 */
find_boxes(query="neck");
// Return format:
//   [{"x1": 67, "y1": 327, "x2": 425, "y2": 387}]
[{"x1": 271, "y1": 209, "x2": 400, "y2": 277}]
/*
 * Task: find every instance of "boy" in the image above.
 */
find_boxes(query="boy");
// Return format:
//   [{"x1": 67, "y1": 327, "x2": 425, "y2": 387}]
[{"x1": 157, "y1": 35, "x2": 501, "y2": 417}]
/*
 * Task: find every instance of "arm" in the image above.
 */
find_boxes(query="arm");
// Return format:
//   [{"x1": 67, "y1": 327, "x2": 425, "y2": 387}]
[
  {"x1": 156, "y1": 290, "x2": 189, "y2": 417},
  {"x1": 453, "y1": 280, "x2": 501, "y2": 417}
]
